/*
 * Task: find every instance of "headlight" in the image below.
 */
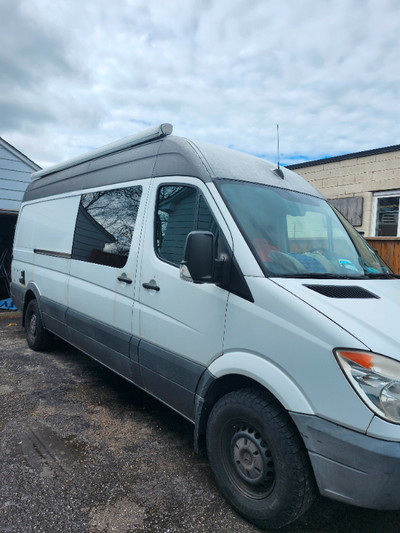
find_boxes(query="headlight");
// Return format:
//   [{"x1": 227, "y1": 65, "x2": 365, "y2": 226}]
[{"x1": 334, "y1": 349, "x2": 400, "y2": 423}]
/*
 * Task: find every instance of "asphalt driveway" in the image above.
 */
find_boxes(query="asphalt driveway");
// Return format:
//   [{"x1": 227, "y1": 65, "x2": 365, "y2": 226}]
[{"x1": 1, "y1": 313, "x2": 400, "y2": 533}]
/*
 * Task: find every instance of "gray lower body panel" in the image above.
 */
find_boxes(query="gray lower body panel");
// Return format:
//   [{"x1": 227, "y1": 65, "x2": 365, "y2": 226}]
[
  {"x1": 139, "y1": 341, "x2": 204, "y2": 420},
  {"x1": 291, "y1": 412, "x2": 400, "y2": 510},
  {"x1": 37, "y1": 296, "x2": 202, "y2": 422},
  {"x1": 10, "y1": 282, "x2": 24, "y2": 312}
]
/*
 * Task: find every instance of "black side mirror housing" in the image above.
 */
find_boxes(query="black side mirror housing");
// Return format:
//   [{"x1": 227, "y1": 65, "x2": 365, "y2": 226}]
[{"x1": 182, "y1": 231, "x2": 214, "y2": 283}]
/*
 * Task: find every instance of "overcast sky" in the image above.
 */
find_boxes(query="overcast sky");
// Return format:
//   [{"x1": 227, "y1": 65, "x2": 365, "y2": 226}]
[{"x1": 1, "y1": 0, "x2": 400, "y2": 169}]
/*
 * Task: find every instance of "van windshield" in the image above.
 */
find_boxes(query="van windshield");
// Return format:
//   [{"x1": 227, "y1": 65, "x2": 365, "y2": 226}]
[{"x1": 218, "y1": 180, "x2": 391, "y2": 278}]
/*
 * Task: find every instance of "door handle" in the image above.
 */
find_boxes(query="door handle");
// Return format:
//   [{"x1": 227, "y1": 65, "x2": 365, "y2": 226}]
[
  {"x1": 142, "y1": 281, "x2": 160, "y2": 291},
  {"x1": 117, "y1": 274, "x2": 132, "y2": 284}
]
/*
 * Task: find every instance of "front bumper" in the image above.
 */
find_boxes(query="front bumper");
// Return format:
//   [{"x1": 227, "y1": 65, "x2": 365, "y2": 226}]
[{"x1": 291, "y1": 412, "x2": 400, "y2": 510}]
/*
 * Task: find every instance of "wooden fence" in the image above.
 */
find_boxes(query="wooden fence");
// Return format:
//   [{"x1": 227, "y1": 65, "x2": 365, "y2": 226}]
[{"x1": 366, "y1": 237, "x2": 400, "y2": 274}]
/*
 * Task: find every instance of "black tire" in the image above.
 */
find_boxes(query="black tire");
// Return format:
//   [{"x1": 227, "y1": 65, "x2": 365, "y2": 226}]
[
  {"x1": 25, "y1": 299, "x2": 51, "y2": 351},
  {"x1": 206, "y1": 388, "x2": 316, "y2": 530}
]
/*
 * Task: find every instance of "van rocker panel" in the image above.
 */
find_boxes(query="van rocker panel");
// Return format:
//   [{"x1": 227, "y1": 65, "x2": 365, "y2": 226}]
[
  {"x1": 65, "y1": 308, "x2": 142, "y2": 384},
  {"x1": 41, "y1": 297, "x2": 68, "y2": 339},
  {"x1": 66, "y1": 308, "x2": 134, "y2": 359},
  {"x1": 139, "y1": 341, "x2": 206, "y2": 421},
  {"x1": 38, "y1": 298, "x2": 142, "y2": 385},
  {"x1": 35, "y1": 297, "x2": 202, "y2": 420}
]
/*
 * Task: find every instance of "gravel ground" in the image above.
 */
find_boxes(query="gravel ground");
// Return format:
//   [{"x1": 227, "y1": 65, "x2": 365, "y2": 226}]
[{"x1": 1, "y1": 313, "x2": 400, "y2": 533}]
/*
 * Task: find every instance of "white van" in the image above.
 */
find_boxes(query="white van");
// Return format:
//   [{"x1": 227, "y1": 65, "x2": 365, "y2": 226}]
[{"x1": 11, "y1": 124, "x2": 400, "y2": 529}]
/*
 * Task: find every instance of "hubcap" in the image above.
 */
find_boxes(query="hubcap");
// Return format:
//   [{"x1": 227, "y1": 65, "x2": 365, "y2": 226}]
[{"x1": 230, "y1": 427, "x2": 275, "y2": 489}]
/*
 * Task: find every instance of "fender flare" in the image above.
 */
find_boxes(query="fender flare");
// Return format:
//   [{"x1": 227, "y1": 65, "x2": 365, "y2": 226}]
[
  {"x1": 22, "y1": 282, "x2": 43, "y2": 325},
  {"x1": 207, "y1": 351, "x2": 314, "y2": 414}
]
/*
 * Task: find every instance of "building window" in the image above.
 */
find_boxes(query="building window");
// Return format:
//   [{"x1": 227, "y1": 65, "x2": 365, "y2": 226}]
[{"x1": 373, "y1": 192, "x2": 400, "y2": 237}]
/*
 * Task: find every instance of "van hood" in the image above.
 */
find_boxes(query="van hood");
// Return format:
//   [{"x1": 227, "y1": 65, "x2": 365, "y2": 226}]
[{"x1": 271, "y1": 278, "x2": 400, "y2": 359}]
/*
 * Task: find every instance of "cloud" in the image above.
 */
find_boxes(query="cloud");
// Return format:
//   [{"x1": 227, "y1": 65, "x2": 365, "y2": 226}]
[{"x1": 1, "y1": 0, "x2": 400, "y2": 167}]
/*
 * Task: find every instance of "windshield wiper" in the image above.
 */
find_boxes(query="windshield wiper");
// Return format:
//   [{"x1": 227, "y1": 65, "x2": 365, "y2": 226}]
[
  {"x1": 271, "y1": 273, "x2": 368, "y2": 279},
  {"x1": 363, "y1": 272, "x2": 400, "y2": 279},
  {"x1": 272, "y1": 272, "x2": 400, "y2": 280}
]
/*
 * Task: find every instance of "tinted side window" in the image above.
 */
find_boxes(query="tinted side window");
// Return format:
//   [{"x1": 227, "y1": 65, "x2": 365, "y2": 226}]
[
  {"x1": 72, "y1": 185, "x2": 142, "y2": 267},
  {"x1": 156, "y1": 185, "x2": 218, "y2": 265}
]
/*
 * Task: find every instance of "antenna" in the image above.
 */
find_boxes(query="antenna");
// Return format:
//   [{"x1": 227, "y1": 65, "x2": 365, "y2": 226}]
[
  {"x1": 273, "y1": 123, "x2": 284, "y2": 179},
  {"x1": 277, "y1": 123, "x2": 280, "y2": 168}
]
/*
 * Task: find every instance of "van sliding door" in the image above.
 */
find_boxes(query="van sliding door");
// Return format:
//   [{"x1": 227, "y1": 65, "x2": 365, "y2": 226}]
[{"x1": 67, "y1": 180, "x2": 149, "y2": 382}]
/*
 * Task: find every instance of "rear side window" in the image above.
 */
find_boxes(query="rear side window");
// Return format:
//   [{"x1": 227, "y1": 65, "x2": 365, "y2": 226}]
[
  {"x1": 156, "y1": 185, "x2": 219, "y2": 265},
  {"x1": 72, "y1": 185, "x2": 142, "y2": 267}
]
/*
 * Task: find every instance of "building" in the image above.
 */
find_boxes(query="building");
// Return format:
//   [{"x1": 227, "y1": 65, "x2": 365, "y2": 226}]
[
  {"x1": 0, "y1": 137, "x2": 41, "y2": 298},
  {"x1": 287, "y1": 144, "x2": 400, "y2": 238}
]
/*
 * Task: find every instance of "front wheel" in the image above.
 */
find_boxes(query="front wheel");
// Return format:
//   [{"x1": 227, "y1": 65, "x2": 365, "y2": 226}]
[
  {"x1": 25, "y1": 299, "x2": 51, "y2": 351},
  {"x1": 206, "y1": 388, "x2": 315, "y2": 530}
]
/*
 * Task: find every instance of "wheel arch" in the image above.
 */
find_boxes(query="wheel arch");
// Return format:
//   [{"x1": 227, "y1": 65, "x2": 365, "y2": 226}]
[
  {"x1": 194, "y1": 351, "x2": 314, "y2": 454},
  {"x1": 21, "y1": 283, "x2": 42, "y2": 327}
]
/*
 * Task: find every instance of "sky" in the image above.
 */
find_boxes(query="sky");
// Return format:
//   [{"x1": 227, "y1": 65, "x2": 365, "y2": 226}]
[{"x1": 1, "y1": 0, "x2": 400, "y2": 169}]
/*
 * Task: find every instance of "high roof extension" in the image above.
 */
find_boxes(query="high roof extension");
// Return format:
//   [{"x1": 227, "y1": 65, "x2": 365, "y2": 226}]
[
  {"x1": 32, "y1": 123, "x2": 173, "y2": 180},
  {"x1": 24, "y1": 124, "x2": 322, "y2": 203}
]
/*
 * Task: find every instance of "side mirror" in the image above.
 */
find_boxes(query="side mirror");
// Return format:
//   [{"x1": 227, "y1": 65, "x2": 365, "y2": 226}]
[{"x1": 181, "y1": 231, "x2": 214, "y2": 283}]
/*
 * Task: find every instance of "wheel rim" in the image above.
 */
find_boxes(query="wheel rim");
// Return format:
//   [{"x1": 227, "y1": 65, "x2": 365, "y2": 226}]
[
  {"x1": 29, "y1": 313, "x2": 37, "y2": 337},
  {"x1": 225, "y1": 424, "x2": 276, "y2": 499}
]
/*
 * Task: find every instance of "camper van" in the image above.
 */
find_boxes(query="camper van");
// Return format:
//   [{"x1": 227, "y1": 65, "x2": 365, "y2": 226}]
[{"x1": 11, "y1": 124, "x2": 400, "y2": 529}]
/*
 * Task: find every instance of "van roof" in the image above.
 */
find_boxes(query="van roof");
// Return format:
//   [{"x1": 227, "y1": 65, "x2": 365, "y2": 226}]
[{"x1": 24, "y1": 124, "x2": 322, "y2": 202}]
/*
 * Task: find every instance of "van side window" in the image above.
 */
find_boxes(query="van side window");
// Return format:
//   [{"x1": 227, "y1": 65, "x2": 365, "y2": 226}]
[
  {"x1": 72, "y1": 185, "x2": 142, "y2": 268},
  {"x1": 156, "y1": 185, "x2": 218, "y2": 265},
  {"x1": 198, "y1": 194, "x2": 219, "y2": 236}
]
